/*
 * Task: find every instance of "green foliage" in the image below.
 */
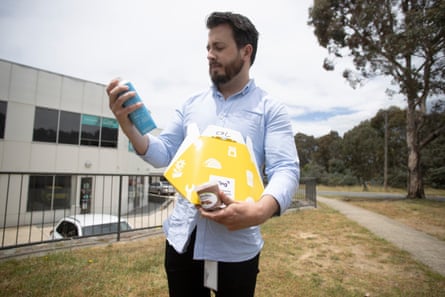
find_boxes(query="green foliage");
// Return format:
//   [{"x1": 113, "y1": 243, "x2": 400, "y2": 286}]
[
  {"x1": 313, "y1": 131, "x2": 343, "y2": 172},
  {"x1": 309, "y1": 0, "x2": 445, "y2": 94},
  {"x1": 427, "y1": 167, "x2": 445, "y2": 189},
  {"x1": 302, "y1": 162, "x2": 327, "y2": 184},
  {"x1": 296, "y1": 106, "x2": 444, "y2": 188},
  {"x1": 308, "y1": 0, "x2": 445, "y2": 197},
  {"x1": 343, "y1": 120, "x2": 382, "y2": 181},
  {"x1": 294, "y1": 133, "x2": 317, "y2": 168},
  {"x1": 420, "y1": 102, "x2": 445, "y2": 188}
]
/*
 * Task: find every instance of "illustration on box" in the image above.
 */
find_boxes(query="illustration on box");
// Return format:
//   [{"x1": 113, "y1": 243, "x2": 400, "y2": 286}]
[{"x1": 164, "y1": 125, "x2": 264, "y2": 205}]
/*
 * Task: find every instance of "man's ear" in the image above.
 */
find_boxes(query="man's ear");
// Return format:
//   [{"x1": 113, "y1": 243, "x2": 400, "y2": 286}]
[{"x1": 242, "y1": 44, "x2": 253, "y2": 61}]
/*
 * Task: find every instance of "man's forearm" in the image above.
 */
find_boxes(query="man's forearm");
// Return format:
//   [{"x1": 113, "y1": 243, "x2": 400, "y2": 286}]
[
  {"x1": 257, "y1": 194, "x2": 280, "y2": 223},
  {"x1": 124, "y1": 126, "x2": 150, "y2": 155}
]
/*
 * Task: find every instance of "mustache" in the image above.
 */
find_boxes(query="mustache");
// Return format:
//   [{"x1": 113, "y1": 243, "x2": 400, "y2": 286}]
[{"x1": 209, "y1": 62, "x2": 222, "y2": 67}]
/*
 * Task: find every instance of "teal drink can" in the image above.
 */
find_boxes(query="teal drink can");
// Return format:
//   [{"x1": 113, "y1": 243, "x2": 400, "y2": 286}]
[{"x1": 119, "y1": 80, "x2": 157, "y2": 134}]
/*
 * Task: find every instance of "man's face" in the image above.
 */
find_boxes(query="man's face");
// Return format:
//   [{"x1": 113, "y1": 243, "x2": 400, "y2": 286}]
[{"x1": 207, "y1": 24, "x2": 245, "y2": 85}]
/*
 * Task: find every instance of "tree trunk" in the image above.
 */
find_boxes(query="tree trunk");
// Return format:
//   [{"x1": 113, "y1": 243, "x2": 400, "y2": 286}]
[
  {"x1": 384, "y1": 111, "x2": 388, "y2": 191},
  {"x1": 406, "y1": 103, "x2": 425, "y2": 199}
]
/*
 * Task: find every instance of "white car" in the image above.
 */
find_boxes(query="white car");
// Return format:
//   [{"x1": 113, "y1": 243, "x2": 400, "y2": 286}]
[
  {"x1": 149, "y1": 181, "x2": 176, "y2": 195},
  {"x1": 50, "y1": 214, "x2": 132, "y2": 239}
]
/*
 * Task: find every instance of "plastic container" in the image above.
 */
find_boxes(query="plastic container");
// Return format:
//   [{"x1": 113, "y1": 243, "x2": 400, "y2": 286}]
[{"x1": 195, "y1": 182, "x2": 221, "y2": 210}]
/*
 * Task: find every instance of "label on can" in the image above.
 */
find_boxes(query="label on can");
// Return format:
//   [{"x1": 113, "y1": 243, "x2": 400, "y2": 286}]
[
  {"x1": 119, "y1": 80, "x2": 157, "y2": 134},
  {"x1": 199, "y1": 192, "x2": 220, "y2": 210},
  {"x1": 196, "y1": 182, "x2": 221, "y2": 210}
]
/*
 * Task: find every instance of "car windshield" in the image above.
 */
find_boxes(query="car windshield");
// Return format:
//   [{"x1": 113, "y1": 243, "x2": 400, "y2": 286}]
[{"x1": 82, "y1": 222, "x2": 132, "y2": 236}]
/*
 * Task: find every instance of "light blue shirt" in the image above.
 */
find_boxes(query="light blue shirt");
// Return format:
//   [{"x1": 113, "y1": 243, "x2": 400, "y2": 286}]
[{"x1": 141, "y1": 79, "x2": 300, "y2": 262}]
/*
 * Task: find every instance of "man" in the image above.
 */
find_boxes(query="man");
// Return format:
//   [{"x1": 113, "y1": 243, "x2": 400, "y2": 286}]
[{"x1": 107, "y1": 11, "x2": 299, "y2": 297}]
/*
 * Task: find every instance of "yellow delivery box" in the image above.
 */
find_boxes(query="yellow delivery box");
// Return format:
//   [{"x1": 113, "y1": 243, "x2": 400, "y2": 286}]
[{"x1": 164, "y1": 125, "x2": 264, "y2": 205}]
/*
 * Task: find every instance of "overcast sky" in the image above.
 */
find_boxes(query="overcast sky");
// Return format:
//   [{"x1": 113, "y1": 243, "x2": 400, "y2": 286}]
[{"x1": 0, "y1": 0, "x2": 406, "y2": 137}]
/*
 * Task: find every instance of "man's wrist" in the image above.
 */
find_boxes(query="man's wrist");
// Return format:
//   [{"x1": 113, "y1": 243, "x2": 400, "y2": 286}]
[{"x1": 258, "y1": 195, "x2": 280, "y2": 223}]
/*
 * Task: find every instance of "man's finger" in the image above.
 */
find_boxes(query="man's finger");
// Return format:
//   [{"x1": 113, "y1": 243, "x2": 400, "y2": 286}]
[
  {"x1": 219, "y1": 191, "x2": 234, "y2": 205},
  {"x1": 106, "y1": 78, "x2": 120, "y2": 96}
]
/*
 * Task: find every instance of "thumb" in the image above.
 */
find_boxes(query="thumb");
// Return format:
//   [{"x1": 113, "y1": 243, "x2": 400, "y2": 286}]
[{"x1": 219, "y1": 190, "x2": 235, "y2": 205}]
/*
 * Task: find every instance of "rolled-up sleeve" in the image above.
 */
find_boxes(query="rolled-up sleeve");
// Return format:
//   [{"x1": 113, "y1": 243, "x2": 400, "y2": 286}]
[
  {"x1": 140, "y1": 134, "x2": 171, "y2": 168},
  {"x1": 262, "y1": 102, "x2": 300, "y2": 215},
  {"x1": 140, "y1": 108, "x2": 185, "y2": 168}
]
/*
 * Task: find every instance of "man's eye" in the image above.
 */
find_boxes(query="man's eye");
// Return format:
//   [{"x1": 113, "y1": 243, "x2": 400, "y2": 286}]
[{"x1": 207, "y1": 44, "x2": 225, "y2": 53}]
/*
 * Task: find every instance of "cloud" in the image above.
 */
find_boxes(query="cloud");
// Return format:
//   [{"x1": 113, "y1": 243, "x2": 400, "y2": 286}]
[
  {"x1": 0, "y1": 0, "x2": 407, "y2": 137},
  {"x1": 291, "y1": 107, "x2": 356, "y2": 122}
]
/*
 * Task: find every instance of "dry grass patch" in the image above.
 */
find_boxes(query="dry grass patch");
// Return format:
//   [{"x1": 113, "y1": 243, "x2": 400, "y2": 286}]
[
  {"x1": 317, "y1": 185, "x2": 445, "y2": 197},
  {"x1": 1, "y1": 204, "x2": 445, "y2": 297},
  {"x1": 0, "y1": 235, "x2": 169, "y2": 297},
  {"x1": 258, "y1": 205, "x2": 445, "y2": 297},
  {"x1": 344, "y1": 199, "x2": 445, "y2": 241},
  {"x1": 317, "y1": 185, "x2": 406, "y2": 193}
]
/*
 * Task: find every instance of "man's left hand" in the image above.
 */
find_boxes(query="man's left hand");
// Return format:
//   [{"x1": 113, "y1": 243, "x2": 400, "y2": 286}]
[{"x1": 199, "y1": 191, "x2": 279, "y2": 231}]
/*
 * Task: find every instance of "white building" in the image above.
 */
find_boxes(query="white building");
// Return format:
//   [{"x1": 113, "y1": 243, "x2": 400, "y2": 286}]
[{"x1": 0, "y1": 59, "x2": 165, "y2": 227}]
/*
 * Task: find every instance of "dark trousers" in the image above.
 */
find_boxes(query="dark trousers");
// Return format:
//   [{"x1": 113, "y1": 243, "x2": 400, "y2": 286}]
[{"x1": 164, "y1": 230, "x2": 260, "y2": 297}]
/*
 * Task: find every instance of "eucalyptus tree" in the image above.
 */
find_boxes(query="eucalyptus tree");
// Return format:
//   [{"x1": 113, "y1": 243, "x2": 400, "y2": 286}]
[
  {"x1": 420, "y1": 102, "x2": 445, "y2": 188},
  {"x1": 343, "y1": 121, "x2": 382, "y2": 186},
  {"x1": 371, "y1": 107, "x2": 407, "y2": 187},
  {"x1": 308, "y1": 0, "x2": 445, "y2": 198},
  {"x1": 313, "y1": 131, "x2": 343, "y2": 173},
  {"x1": 294, "y1": 132, "x2": 317, "y2": 168}
]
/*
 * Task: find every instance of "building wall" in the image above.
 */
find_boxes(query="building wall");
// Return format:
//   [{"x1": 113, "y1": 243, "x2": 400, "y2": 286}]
[
  {"x1": 0, "y1": 59, "x2": 161, "y2": 174},
  {"x1": 0, "y1": 59, "x2": 166, "y2": 227}
]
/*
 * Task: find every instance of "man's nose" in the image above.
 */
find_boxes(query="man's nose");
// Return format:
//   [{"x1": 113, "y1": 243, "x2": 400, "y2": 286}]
[{"x1": 207, "y1": 49, "x2": 216, "y2": 61}]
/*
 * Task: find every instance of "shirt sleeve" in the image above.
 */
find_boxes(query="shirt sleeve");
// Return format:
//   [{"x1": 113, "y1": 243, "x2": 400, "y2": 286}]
[
  {"x1": 262, "y1": 101, "x2": 300, "y2": 215},
  {"x1": 139, "y1": 108, "x2": 185, "y2": 168}
]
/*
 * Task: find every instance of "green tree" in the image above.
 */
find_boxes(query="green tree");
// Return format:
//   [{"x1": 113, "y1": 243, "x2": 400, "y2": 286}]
[
  {"x1": 294, "y1": 133, "x2": 317, "y2": 169},
  {"x1": 421, "y1": 101, "x2": 445, "y2": 188},
  {"x1": 308, "y1": 0, "x2": 445, "y2": 198},
  {"x1": 313, "y1": 131, "x2": 343, "y2": 173},
  {"x1": 371, "y1": 107, "x2": 407, "y2": 187},
  {"x1": 302, "y1": 161, "x2": 328, "y2": 184},
  {"x1": 343, "y1": 121, "x2": 382, "y2": 187}
]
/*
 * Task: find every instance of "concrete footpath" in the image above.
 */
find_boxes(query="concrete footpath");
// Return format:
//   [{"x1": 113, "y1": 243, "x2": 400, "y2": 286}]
[{"x1": 318, "y1": 196, "x2": 445, "y2": 276}]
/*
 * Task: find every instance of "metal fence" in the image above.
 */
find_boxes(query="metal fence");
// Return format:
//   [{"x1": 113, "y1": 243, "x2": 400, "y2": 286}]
[
  {"x1": 292, "y1": 177, "x2": 317, "y2": 208},
  {"x1": 0, "y1": 172, "x2": 316, "y2": 251}
]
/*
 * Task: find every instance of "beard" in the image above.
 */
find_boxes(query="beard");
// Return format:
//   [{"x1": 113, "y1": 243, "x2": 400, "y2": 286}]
[{"x1": 209, "y1": 54, "x2": 244, "y2": 86}]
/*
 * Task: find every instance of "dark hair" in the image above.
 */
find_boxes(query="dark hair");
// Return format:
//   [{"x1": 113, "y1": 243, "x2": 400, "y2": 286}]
[{"x1": 206, "y1": 11, "x2": 259, "y2": 65}]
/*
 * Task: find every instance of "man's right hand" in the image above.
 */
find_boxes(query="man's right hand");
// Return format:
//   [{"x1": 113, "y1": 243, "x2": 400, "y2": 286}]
[
  {"x1": 106, "y1": 78, "x2": 142, "y2": 130},
  {"x1": 105, "y1": 78, "x2": 150, "y2": 155}
]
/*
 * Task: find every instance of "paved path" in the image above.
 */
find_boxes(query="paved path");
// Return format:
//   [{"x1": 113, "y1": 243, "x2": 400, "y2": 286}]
[{"x1": 318, "y1": 196, "x2": 445, "y2": 276}]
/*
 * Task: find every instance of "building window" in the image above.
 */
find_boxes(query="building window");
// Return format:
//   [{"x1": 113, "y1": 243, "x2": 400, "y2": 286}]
[
  {"x1": 0, "y1": 100, "x2": 6, "y2": 139},
  {"x1": 100, "y1": 117, "x2": 118, "y2": 148},
  {"x1": 27, "y1": 175, "x2": 72, "y2": 211},
  {"x1": 32, "y1": 107, "x2": 119, "y2": 148},
  {"x1": 33, "y1": 107, "x2": 58, "y2": 143},
  {"x1": 80, "y1": 114, "x2": 100, "y2": 146},
  {"x1": 59, "y1": 111, "x2": 80, "y2": 144}
]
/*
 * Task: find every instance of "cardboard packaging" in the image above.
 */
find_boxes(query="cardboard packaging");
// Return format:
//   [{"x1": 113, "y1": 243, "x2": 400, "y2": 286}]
[{"x1": 164, "y1": 125, "x2": 264, "y2": 205}]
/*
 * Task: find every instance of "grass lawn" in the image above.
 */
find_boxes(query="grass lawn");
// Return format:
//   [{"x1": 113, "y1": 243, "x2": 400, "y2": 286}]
[
  {"x1": 318, "y1": 185, "x2": 445, "y2": 241},
  {"x1": 345, "y1": 199, "x2": 445, "y2": 241},
  {"x1": 1, "y1": 200, "x2": 444, "y2": 296},
  {"x1": 317, "y1": 184, "x2": 445, "y2": 197}
]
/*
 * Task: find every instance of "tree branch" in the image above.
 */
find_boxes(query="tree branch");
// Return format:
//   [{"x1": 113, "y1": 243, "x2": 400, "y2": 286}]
[{"x1": 419, "y1": 124, "x2": 445, "y2": 149}]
